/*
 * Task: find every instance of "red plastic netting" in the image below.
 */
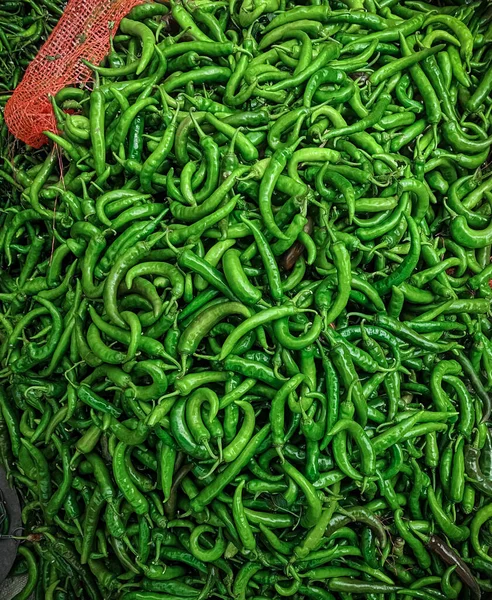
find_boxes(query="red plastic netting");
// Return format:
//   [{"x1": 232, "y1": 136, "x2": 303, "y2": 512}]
[{"x1": 5, "y1": 0, "x2": 146, "y2": 148}]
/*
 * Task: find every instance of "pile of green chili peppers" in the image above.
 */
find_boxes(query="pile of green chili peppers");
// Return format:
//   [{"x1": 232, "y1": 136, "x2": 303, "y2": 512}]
[{"x1": 2, "y1": 0, "x2": 492, "y2": 598}]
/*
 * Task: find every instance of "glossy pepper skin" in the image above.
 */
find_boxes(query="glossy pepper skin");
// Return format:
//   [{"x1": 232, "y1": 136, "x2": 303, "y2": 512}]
[{"x1": 3, "y1": 0, "x2": 492, "y2": 598}]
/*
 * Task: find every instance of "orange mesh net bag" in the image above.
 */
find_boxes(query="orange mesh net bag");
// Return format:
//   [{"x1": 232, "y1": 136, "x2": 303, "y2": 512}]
[{"x1": 4, "y1": 0, "x2": 146, "y2": 148}]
